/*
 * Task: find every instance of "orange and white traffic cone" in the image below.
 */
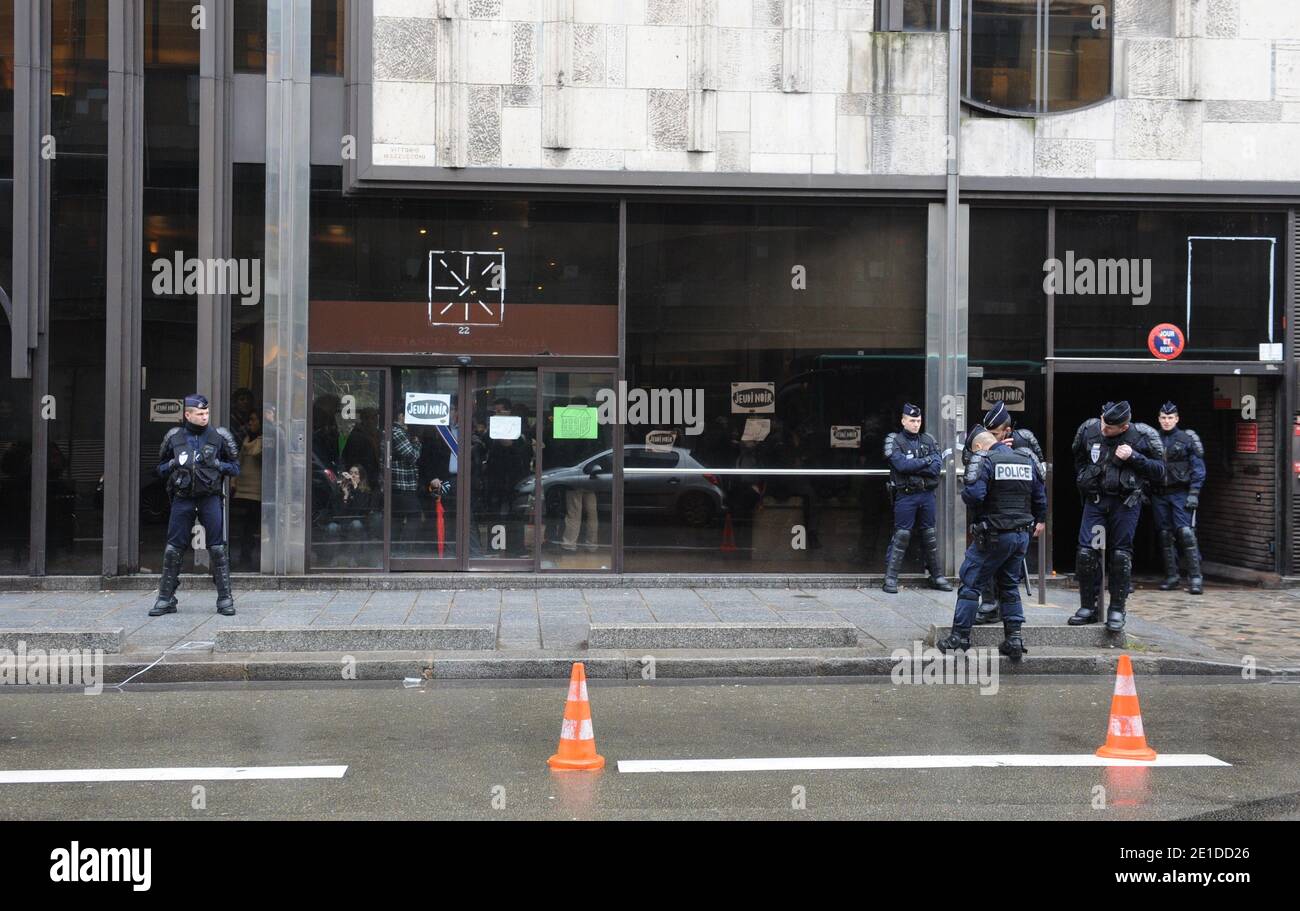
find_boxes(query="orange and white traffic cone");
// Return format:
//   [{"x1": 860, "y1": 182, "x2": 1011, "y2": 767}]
[
  {"x1": 547, "y1": 662, "x2": 605, "y2": 771},
  {"x1": 1096, "y1": 654, "x2": 1157, "y2": 761}
]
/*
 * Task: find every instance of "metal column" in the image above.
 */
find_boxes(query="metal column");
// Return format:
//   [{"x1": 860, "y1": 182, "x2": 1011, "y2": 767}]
[
  {"x1": 198, "y1": 0, "x2": 234, "y2": 426},
  {"x1": 263, "y1": 0, "x2": 312, "y2": 574},
  {"x1": 103, "y1": 0, "x2": 145, "y2": 576}
]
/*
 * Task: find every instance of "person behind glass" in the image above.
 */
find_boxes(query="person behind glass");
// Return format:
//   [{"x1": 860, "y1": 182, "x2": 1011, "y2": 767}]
[
  {"x1": 328, "y1": 464, "x2": 377, "y2": 563},
  {"x1": 965, "y1": 401, "x2": 1046, "y2": 625},
  {"x1": 229, "y1": 408, "x2": 262, "y2": 569},
  {"x1": 560, "y1": 396, "x2": 600, "y2": 553},
  {"x1": 483, "y1": 398, "x2": 533, "y2": 555},
  {"x1": 150, "y1": 394, "x2": 240, "y2": 617},
  {"x1": 936, "y1": 429, "x2": 1046, "y2": 660},
  {"x1": 881, "y1": 402, "x2": 952, "y2": 594},
  {"x1": 1152, "y1": 401, "x2": 1206, "y2": 595},
  {"x1": 391, "y1": 404, "x2": 424, "y2": 542},
  {"x1": 1069, "y1": 400, "x2": 1165, "y2": 632}
]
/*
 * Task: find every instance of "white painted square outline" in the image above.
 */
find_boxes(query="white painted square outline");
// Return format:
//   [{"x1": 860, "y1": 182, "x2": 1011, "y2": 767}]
[{"x1": 427, "y1": 250, "x2": 507, "y2": 328}]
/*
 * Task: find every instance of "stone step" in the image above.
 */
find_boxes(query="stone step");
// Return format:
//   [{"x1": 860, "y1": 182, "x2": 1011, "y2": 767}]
[
  {"x1": 587, "y1": 622, "x2": 860, "y2": 650},
  {"x1": 214, "y1": 625, "x2": 496, "y2": 653},
  {"x1": 925, "y1": 624, "x2": 1128, "y2": 649},
  {"x1": 0, "y1": 628, "x2": 124, "y2": 654}
]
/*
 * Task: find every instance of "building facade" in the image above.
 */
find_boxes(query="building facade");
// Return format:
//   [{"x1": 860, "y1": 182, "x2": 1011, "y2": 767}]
[{"x1": 1, "y1": 0, "x2": 1298, "y2": 581}]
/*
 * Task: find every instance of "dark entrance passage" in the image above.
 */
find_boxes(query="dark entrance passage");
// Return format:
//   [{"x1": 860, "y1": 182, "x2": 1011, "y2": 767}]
[{"x1": 1050, "y1": 372, "x2": 1281, "y2": 579}]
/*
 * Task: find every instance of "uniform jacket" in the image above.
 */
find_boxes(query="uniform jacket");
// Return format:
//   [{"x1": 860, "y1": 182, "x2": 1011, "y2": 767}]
[
  {"x1": 1072, "y1": 419, "x2": 1164, "y2": 499},
  {"x1": 158, "y1": 424, "x2": 239, "y2": 498}
]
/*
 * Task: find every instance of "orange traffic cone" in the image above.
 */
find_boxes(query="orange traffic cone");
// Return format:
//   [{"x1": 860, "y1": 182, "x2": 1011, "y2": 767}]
[
  {"x1": 1096, "y1": 654, "x2": 1157, "y2": 761},
  {"x1": 547, "y1": 663, "x2": 605, "y2": 771},
  {"x1": 720, "y1": 512, "x2": 737, "y2": 553}
]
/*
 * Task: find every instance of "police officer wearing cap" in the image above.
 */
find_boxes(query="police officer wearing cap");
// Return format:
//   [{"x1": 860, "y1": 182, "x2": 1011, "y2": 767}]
[
  {"x1": 964, "y1": 401, "x2": 1045, "y2": 625},
  {"x1": 1068, "y1": 401, "x2": 1164, "y2": 632},
  {"x1": 882, "y1": 403, "x2": 952, "y2": 594},
  {"x1": 150, "y1": 394, "x2": 241, "y2": 617},
  {"x1": 937, "y1": 430, "x2": 1046, "y2": 660},
  {"x1": 1153, "y1": 401, "x2": 1206, "y2": 595}
]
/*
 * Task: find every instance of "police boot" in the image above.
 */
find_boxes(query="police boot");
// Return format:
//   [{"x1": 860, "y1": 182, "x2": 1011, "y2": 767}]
[
  {"x1": 1177, "y1": 526, "x2": 1204, "y2": 596},
  {"x1": 1105, "y1": 550, "x2": 1132, "y2": 633},
  {"x1": 935, "y1": 626, "x2": 972, "y2": 654},
  {"x1": 881, "y1": 528, "x2": 910, "y2": 595},
  {"x1": 1068, "y1": 547, "x2": 1102, "y2": 625},
  {"x1": 149, "y1": 544, "x2": 184, "y2": 616},
  {"x1": 975, "y1": 581, "x2": 1000, "y2": 625},
  {"x1": 210, "y1": 544, "x2": 236, "y2": 616},
  {"x1": 1157, "y1": 530, "x2": 1180, "y2": 591},
  {"x1": 919, "y1": 527, "x2": 953, "y2": 592},
  {"x1": 998, "y1": 621, "x2": 1028, "y2": 663}
]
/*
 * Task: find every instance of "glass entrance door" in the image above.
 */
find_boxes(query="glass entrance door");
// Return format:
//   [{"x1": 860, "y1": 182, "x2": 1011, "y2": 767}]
[
  {"x1": 389, "y1": 367, "x2": 461, "y2": 569},
  {"x1": 465, "y1": 368, "x2": 538, "y2": 570}
]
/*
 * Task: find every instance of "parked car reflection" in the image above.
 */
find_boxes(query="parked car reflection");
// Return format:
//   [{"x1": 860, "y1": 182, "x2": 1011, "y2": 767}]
[{"x1": 512, "y1": 445, "x2": 726, "y2": 528}]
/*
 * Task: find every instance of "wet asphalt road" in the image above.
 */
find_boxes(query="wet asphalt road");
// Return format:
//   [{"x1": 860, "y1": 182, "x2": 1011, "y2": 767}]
[{"x1": 0, "y1": 676, "x2": 1297, "y2": 820}]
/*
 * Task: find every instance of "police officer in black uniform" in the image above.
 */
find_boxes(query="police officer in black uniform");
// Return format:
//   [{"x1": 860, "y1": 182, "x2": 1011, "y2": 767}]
[
  {"x1": 937, "y1": 430, "x2": 1046, "y2": 660},
  {"x1": 964, "y1": 401, "x2": 1045, "y2": 625},
  {"x1": 150, "y1": 393, "x2": 241, "y2": 617},
  {"x1": 882, "y1": 403, "x2": 952, "y2": 594},
  {"x1": 1068, "y1": 401, "x2": 1164, "y2": 632},
  {"x1": 1153, "y1": 401, "x2": 1206, "y2": 595}
]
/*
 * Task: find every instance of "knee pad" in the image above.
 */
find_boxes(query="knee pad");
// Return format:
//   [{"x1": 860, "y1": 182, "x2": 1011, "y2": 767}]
[
  {"x1": 1176, "y1": 526, "x2": 1198, "y2": 548},
  {"x1": 1075, "y1": 546, "x2": 1099, "y2": 576},
  {"x1": 958, "y1": 585, "x2": 982, "y2": 603}
]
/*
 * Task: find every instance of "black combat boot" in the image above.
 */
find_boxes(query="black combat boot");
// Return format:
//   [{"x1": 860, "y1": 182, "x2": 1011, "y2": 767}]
[
  {"x1": 919, "y1": 526, "x2": 953, "y2": 592},
  {"x1": 935, "y1": 626, "x2": 972, "y2": 654},
  {"x1": 149, "y1": 544, "x2": 184, "y2": 616},
  {"x1": 998, "y1": 621, "x2": 1028, "y2": 662},
  {"x1": 975, "y1": 581, "x2": 1000, "y2": 625},
  {"x1": 1105, "y1": 550, "x2": 1132, "y2": 632},
  {"x1": 1068, "y1": 546, "x2": 1102, "y2": 625},
  {"x1": 881, "y1": 528, "x2": 910, "y2": 594},
  {"x1": 210, "y1": 544, "x2": 236, "y2": 616},
  {"x1": 1157, "y1": 529, "x2": 1180, "y2": 590},
  {"x1": 1177, "y1": 526, "x2": 1204, "y2": 595}
]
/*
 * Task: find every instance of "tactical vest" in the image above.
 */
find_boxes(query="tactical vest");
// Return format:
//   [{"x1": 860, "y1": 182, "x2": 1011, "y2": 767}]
[
  {"x1": 1160, "y1": 428, "x2": 1201, "y2": 490},
  {"x1": 163, "y1": 425, "x2": 229, "y2": 498},
  {"x1": 887, "y1": 431, "x2": 940, "y2": 493},
  {"x1": 1075, "y1": 420, "x2": 1156, "y2": 497},
  {"x1": 962, "y1": 426, "x2": 1042, "y2": 469},
  {"x1": 979, "y1": 445, "x2": 1035, "y2": 531}
]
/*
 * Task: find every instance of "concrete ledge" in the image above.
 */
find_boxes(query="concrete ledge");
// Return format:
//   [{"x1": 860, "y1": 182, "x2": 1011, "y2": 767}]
[
  {"x1": 214, "y1": 625, "x2": 496, "y2": 653},
  {"x1": 0, "y1": 629, "x2": 124, "y2": 654},
  {"x1": 588, "y1": 622, "x2": 859, "y2": 650},
  {"x1": 926, "y1": 624, "x2": 1127, "y2": 649}
]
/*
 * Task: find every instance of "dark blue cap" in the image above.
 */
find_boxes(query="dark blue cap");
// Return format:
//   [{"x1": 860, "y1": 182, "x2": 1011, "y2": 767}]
[
  {"x1": 982, "y1": 401, "x2": 1010, "y2": 429},
  {"x1": 902, "y1": 403, "x2": 921, "y2": 418},
  {"x1": 1102, "y1": 400, "x2": 1131, "y2": 426},
  {"x1": 183, "y1": 394, "x2": 209, "y2": 409},
  {"x1": 1160, "y1": 401, "x2": 1178, "y2": 415},
  {"x1": 965, "y1": 424, "x2": 986, "y2": 452}
]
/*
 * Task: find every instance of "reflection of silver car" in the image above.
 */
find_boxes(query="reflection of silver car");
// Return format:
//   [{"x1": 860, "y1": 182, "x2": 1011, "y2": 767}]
[{"x1": 512, "y1": 446, "x2": 726, "y2": 527}]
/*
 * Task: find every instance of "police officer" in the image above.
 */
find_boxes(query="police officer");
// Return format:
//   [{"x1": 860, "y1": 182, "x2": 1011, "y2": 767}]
[
  {"x1": 937, "y1": 431, "x2": 1046, "y2": 660},
  {"x1": 149, "y1": 394, "x2": 241, "y2": 617},
  {"x1": 882, "y1": 403, "x2": 952, "y2": 594},
  {"x1": 966, "y1": 401, "x2": 1045, "y2": 625},
  {"x1": 1068, "y1": 401, "x2": 1164, "y2": 632},
  {"x1": 1153, "y1": 401, "x2": 1206, "y2": 595}
]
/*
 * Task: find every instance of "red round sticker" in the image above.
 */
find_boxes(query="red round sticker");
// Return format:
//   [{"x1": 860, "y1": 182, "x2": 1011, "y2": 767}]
[{"x1": 1148, "y1": 323, "x2": 1185, "y2": 360}]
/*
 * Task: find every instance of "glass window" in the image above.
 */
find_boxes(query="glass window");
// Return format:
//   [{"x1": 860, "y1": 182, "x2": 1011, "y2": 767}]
[
  {"x1": 1054, "y1": 210, "x2": 1286, "y2": 361},
  {"x1": 878, "y1": 0, "x2": 949, "y2": 31},
  {"x1": 539, "y1": 371, "x2": 614, "y2": 571},
  {"x1": 312, "y1": 0, "x2": 343, "y2": 75},
  {"x1": 310, "y1": 368, "x2": 386, "y2": 569},
  {"x1": 233, "y1": 0, "x2": 267, "y2": 73},
  {"x1": 963, "y1": 0, "x2": 1113, "y2": 115},
  {"x1": 228, "y1": 164, "x2": 265, "y2": 571},
  {"x1": 625, "y1": 202, "x2": 929, "y2": 574}
]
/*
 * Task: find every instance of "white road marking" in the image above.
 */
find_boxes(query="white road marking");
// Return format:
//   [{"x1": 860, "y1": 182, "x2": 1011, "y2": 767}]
[
  {"x1": 617, "y1": 754, "x2": 1230, "y2": 773},
  {"x1": 0, "y1": 765, "x2": 349, "y2": 784}
]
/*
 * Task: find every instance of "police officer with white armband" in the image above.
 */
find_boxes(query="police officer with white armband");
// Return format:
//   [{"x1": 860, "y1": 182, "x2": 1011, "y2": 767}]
[
  {"x1": 1153, "y1": 401, "x2": 1206, "y2": 595},
  {"x1": 1068, "y1": 400, "x2": 1164, "y2": 632},
  {"x1": 882, "y1": 403, "x2": 952, "y2": 594},
  {"x1": 937, "y1": 430, "x2": 1046, "y2": 660}
]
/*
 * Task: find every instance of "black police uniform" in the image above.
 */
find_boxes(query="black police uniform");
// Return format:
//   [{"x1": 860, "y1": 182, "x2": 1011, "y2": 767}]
[
  {"x1": 1069, "y1": 403, "x2": 1164, "y2": 632},
  {"x1": 938, "y1": 440, "x2": 1046, "y2": 660},
  {"x1": 1153, "y1": 405, "x2": 1207, "y2": 594},
  {"x1": 882, "y1": 407, "x2": 951, "y2": 594},
  {"x1": 151, "y1": 408, "x2": 240, "y2": 617}
]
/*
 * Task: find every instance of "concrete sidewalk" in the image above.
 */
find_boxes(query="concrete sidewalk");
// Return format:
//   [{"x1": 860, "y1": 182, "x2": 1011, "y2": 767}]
[{"x1": 1, "y1": 581, "x2": 1296, "y2": 679}]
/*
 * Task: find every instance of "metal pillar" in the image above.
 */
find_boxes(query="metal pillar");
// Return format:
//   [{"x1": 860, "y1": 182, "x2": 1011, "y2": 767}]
[
  {"x1": 198, "y1": 0, "x2": 234, "y2": 426},
  {"x1": 263, "y1": 0, "x2": 312, "y2": 574}
]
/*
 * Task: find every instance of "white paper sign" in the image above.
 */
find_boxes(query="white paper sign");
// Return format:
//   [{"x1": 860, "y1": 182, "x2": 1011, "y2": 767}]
[
  {"x1": 645, "y1": 429, "x2": 676, "y2": 452},
  {"x1": 149, "y1": 398, "x2": 183, "y2": 423},
  {"x1": 741, "y1": 418, "x2": 770, "y2": 442},
  {"x1": 1260, "y1": 343, "x2": 1283, "y2": 361},
  {"x1": 489, "y1": 414, "x2": 522, "y2": 440},
  {"x1": 405, "y1": 392, "x2": 451, "y2": 425},
  {"x1": 981, "y1": 379, "x2": 1026, "y2": 413},
  {"x1": 830, "y1": 425, "x2": 862, "y2": 448},
  {"x1": 731, "y1": 382, "x2": 776, "y2": 414}
]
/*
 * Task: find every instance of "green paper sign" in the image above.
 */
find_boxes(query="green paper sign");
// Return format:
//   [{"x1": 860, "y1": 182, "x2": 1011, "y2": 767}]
[{"x1": 554, "y1": 405, "x2": 598, "y2": 440}]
